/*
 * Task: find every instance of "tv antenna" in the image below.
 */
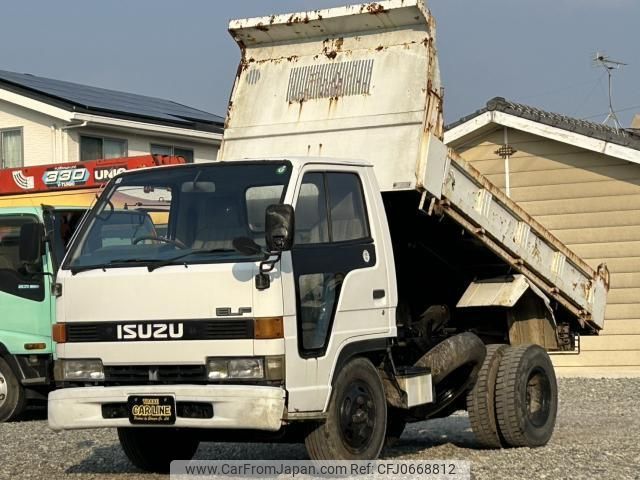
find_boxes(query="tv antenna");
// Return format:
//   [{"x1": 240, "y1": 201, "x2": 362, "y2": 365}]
[{"x1": 593, "y1": 52, "x2": 627, "y2": 131}]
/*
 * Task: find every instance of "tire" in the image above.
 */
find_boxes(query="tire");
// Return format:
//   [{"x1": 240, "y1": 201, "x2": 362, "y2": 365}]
[
  {"x1": 0, "y1": 357, "x2": 26, "y2": 422},
  {"x1": 305, "y1": 357, "x2": 387, "y2": 460},
  {"x1": 466, "y1": 344, "x2": 509, "y2": 448},
  {"x1": 411, "y1": 333, "x2": 486, "y2": 419},
  {"x1": 118, "y1": 428, "x2": 200, "y2": 473},
  {"x1": 495, "y1": 344, "x2": 558, "y2": 448},
  {"x1": 384, "y1": 406, "x2": 407, "y2": 448}
]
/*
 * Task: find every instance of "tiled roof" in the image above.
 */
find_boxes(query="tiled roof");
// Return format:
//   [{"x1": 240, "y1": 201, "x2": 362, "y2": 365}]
[{"x1": 446, "y1": 97, "x2": 640, "y2": 150}]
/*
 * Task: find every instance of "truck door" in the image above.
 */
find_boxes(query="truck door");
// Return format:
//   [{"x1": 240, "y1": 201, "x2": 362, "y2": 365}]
[
  {"x1": 0, "y1": 214, "x2": 51, "y2": 350},
  {"x1": 286, "y1": 168, "x2": 390, "y2": 412}
]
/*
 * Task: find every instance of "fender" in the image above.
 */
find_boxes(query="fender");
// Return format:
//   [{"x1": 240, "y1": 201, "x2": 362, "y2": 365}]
[
  {"x1": 0, "y1": 342, "x2": 25, "y2": 381},
  {"x1": 331, "y1": 338, "x2": 390, "y2": 382},
  {"x1": 319, "y1": 337, "x2": 391, "y2": 412}
]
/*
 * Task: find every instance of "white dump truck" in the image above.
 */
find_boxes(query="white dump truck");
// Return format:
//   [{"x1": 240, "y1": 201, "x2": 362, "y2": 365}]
[{"x1": 46, "y1": 0, "x2": 608, "y2": 471}]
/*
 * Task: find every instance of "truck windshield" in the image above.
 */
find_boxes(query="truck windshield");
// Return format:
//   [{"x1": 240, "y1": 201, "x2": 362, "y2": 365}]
[{"x1": 63, "y1": 162, "x2": 292, "y2": 272}]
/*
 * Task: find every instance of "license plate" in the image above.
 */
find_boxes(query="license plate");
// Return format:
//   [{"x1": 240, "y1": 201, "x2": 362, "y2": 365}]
[{"x1": 127, "y1": 395, "x2": 176, "y2": 425}]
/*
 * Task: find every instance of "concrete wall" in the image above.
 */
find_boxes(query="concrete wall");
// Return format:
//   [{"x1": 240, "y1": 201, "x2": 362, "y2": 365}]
[
  {"x1": 450, "y1": 126, "x2": 640, "y2": 376},
  {"x1": 0, "y1": 100, "x2": 219, "y2": 167}
]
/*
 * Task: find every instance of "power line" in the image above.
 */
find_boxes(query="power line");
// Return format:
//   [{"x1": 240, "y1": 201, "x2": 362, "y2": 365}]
[{"x1": 582, "y1": 104, "x2": 640, "y2": 121}]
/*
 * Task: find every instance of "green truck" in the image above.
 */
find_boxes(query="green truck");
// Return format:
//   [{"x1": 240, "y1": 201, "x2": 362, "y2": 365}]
[
  {"x1": 0, "y1": 206, "x2": 86, "y2": 420},
  {"x1": 0, "y1": 155, "x2": 183, "y2": 421}
]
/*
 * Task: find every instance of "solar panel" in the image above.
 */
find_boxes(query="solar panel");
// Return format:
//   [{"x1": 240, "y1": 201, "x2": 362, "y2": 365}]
[{"x1": 0, "y1": 69, "x2": 223, "y2": 128}]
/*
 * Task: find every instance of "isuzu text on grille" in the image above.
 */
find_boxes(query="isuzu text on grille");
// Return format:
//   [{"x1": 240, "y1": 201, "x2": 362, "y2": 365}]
[{"x1": 116, "y1": 323, "x2": 184, "y2": 340}]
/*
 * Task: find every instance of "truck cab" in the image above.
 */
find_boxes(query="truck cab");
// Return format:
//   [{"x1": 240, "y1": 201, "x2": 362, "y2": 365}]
[{"x1": 0, "y1": 206, "x2": 85, "y2": 420}]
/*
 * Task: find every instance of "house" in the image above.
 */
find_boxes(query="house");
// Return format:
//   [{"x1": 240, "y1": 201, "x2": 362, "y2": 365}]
[
  {"x1": 445, "y1": 97, "x2": 640, "y2": 376},
  {"x1": 0, "y1": 69, "x2": 223, "y2": 169}
]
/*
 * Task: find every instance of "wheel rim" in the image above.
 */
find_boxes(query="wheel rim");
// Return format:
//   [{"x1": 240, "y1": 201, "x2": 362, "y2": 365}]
[
  {"x1": 525, "y1": 367, "x2": 552, "y2": 428},
  {"x1": 339, "y1": 380, "x2": 376, "y2": 453},
  {"x1": 0, "y1": 370, "x2": 7, "y2": 408}
]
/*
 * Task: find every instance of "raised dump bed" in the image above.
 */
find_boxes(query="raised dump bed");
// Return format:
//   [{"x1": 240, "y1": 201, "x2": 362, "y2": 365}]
[{"x1": 220, "y1": 0, "x2": 608, "y2": 331}]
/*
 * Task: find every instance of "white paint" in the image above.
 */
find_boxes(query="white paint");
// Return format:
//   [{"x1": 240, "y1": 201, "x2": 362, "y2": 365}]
[
  {"x1": 220, "y1": 0, "x2": 444, "y2": 193},
  {"x1": 48, "y1": 384, "x2": 286, "y2": 431}
]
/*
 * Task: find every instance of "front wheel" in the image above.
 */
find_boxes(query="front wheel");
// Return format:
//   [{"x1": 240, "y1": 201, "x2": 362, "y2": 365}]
[
  {"x1": 495, "y1": 344, "x2": 558, "y2": 448},
  {"x1": 118, "y1": 428, "x2": 200, "y2": 473},
  {"x1": 305, "y1": 357, "x2": 387, "y2": 460},
  {"x1": 0, "y1": 357, "x2": 26, "y2": 422}
]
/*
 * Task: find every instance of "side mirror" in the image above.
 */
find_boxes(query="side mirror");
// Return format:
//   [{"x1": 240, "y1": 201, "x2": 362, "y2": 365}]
[
  {"x1": 265, "y1": 204, "x2": 295, "y2": 252},
  {"x1": 19, "y1": 222, "x2": 44, "y2": 264}
]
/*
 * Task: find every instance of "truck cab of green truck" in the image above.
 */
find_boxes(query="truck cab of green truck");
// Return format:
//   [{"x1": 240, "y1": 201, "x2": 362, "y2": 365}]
[
  {"x1": 0, "y1": 155, "x2": 184, "y2": 421},
  {"x1": 0, "y1": 206, "x2": 85, "y2": 420}
]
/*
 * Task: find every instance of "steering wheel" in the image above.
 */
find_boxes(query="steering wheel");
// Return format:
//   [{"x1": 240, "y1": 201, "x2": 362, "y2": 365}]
[{"x1": 132, "y1": 235, "x2": 187, "y2": 249}]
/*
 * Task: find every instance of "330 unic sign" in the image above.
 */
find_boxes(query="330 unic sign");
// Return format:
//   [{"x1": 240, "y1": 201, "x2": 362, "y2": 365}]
[{"x1": 42, "y1": 167, "x2": 89, "y2": 187}]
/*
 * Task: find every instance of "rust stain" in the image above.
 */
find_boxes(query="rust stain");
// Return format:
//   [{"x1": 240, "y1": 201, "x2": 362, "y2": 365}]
[
  {"x1": 255, "y1": 23, "x2": 269, "y2": 32},
  {"x1": 375, "y1": 45, "x2": 384, "y2": 52},
  {"x1": 286, "y1": 14, "x2": 311, "y2": 26},
  {"x1": 328, "y1": 96, "x2": 339, "y2": 115},
  {"x1": 532, "y1": 240, "x2": 541, "y2": 261},
  {"x1": 224, "y1": 100, "x2": 233, "y2": 129},
  {"x1": 297, "y1": 98, "x2": 306, "y2": 121},
  {"x1": 322, "y1": 37, "x2": 343, "y2": 60},
  {"x1": 364, "y1": 3, "x2": 385, "y2": 14}
]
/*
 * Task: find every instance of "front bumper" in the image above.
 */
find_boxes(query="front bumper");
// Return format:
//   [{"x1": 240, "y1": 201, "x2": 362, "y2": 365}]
[{"x1": 48, "y1": 384, "x2": 286, "y2": 431}]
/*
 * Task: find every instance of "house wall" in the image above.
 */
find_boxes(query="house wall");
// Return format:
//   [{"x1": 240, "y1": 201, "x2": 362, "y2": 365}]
[
  {"x1": 0, "y1": 100, "x2": 220, "y2": 168},
  {"x1": 451, "y1": 127, "x2": 640, "y2": 376},
  {"x1": 0, "y1": 99, "x2": 58, "y2": 166},
  {"x1": 66, "y1": 127, "x2": 219, "y2": 164}
]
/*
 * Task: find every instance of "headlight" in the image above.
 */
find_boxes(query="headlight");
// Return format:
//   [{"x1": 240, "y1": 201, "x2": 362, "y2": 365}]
[
  {"x1": 229, "y1": 358, "x2": 264, "y2": 378},
  {"x1": 54, "y1": 359, "x2": 104, "y2": 382},
  {"x1": 206, "y1": 356, "x2": 284, "y2": 381}
]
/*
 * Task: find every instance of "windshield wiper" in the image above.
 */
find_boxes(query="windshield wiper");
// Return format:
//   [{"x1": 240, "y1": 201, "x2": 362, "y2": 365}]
[
  {"x1": 70, "y1": 258, "x2": 156, "y2": 275},
  {"x1": 70, "y1": 250, "x2": 235, "y2": 275},
  {"x1": 147, "y1": 248, "x2": 235, "y2": 272}
]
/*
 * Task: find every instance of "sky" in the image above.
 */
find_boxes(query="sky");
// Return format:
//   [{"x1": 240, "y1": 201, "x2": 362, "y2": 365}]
[{"x1": 1, "y1": 0, "x2": 639, "y2": 126}]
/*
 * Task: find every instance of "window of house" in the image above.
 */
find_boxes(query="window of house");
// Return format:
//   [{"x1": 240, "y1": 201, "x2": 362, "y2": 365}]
[
  {"x1": 0, "y1": 128, "x2": 24, "y2": 168},
  {"x1": 151, "y1": 144, "x2": 194, "y2": 163},
  {"x1": 80, "y1": 136, "x2": 127, "y2": 161}
]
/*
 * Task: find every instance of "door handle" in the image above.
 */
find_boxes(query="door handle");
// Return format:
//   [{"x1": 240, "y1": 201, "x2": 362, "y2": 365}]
[{"x1": 373, "y1": 289, "x2": 386, "y2": 300}]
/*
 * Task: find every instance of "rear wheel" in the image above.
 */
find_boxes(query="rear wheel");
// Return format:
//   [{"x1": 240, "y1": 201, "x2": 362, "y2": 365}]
[
  {"x1": 305, "y1": 357, "x2": 387, "y2": 460},
  {"x1": 495, "y1": 344, "x2": 557, "y2": 448},
  {"x1": 0, "y1": 357, "x2": 26, "y2": 422},
  {"x1": 466, "y1": 344, "x2": 508, "y2": 448},
  {"x1": 118, "y1": 428, "x2": 200, "y2": 473}
]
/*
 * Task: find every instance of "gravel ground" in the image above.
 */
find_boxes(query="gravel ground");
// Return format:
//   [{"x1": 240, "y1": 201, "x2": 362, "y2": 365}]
[{"x1": 1, "y1": 378, "x2": 639, "y2": 480}]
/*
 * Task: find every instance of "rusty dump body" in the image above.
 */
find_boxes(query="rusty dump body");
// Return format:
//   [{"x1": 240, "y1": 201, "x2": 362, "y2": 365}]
[{"x1": 219, "y1": 0, "x2": 608, "y2": 331}]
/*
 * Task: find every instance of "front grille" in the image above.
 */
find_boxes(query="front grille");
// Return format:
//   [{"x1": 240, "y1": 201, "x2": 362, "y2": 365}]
[
  {"x1": 65, "y1": 319, "x2": 254, "y2": 343},
  {"x1": 205, "y1": 321, "x2": 253, "y2": 339},
  {"x1": 104, "y1": 365, "x2": 207, "y2": 385}
]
